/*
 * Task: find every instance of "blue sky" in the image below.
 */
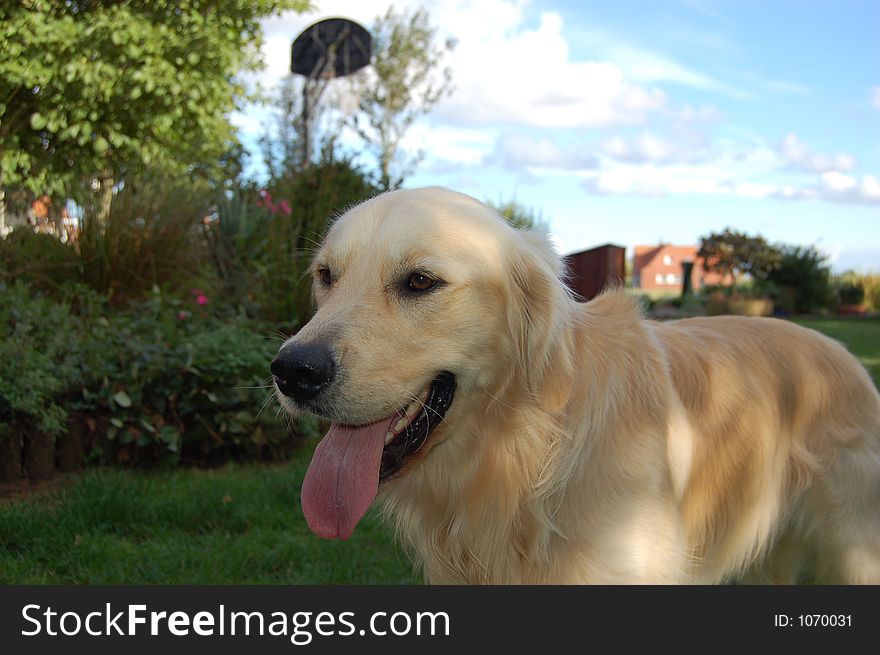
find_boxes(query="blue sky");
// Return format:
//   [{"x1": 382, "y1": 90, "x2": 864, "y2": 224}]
[{"x1": 238, "y1": 0, "x2": 880, "y2": 271}]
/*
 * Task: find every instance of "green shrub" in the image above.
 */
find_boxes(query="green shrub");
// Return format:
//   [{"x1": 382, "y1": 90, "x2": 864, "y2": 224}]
[
  {"x1": 74, "y1": 290, "x2": 296, "y2": 465},
  {"x1": 0, "y1": 228, "x2": 82, "y2": 292},
  {"x1": 1, "y1": 177, "x2": 210, "y2": 306},
  {"x1": 763, "y1": 245, "x2": 834, "y2": 314},
  {"x1": 0, "y1": 282, "x2": 88, "y2": 434},
  {"x1": 203, "y1": 186, "x2": 274, "y2": 319},
  {"x1": 0, "y1": 283, "x2": 302, "y2": 466},
  {"x1": 78, "y1": 177, "x2": 210, "y2": 304},
  {"x1": 207, "y1": 156, "x2": 380, "y2": 330},
  {"x1": 837, "y1": 272, "x2": 880, "y2": 312},
  {"x1": 837, "y1": 282, "x2": 865, "y2": 306},
  {"x1": 870, "y1": 280, "x2": 880, "y2": 312}
]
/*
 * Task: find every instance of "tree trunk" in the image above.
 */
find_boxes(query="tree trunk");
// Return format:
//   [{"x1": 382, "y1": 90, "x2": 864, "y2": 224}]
[
  {"x1": 380, "y1": 152, "x2": 392, "y2": 191},
  {"x1": 96, "y1": 173, "x2": 114, "y2": 225},
  {"x1": 0, "y1": 188, "x2": 6, "y2": 236}
]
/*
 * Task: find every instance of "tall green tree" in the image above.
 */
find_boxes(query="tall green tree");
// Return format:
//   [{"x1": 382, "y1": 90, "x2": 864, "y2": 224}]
[
  {"x1": 0, "y1": 0, "x2": 310, "y2": 217},
  {"x1": 698, "y1": 228, "x2": 781, "y2": 291},
  {"x1": 346, "y1": 7, "x2": 454, "y2": 191}
]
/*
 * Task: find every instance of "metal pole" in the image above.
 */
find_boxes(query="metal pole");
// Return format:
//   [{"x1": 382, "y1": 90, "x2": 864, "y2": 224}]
[{"x1": 301, "y1": 81, "x2": 311, "y2": 169}]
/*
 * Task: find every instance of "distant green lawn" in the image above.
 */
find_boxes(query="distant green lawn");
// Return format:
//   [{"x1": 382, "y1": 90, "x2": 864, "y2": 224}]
[
  {"x1": 793, "y1": 317, "x2": 880, "y2": 386},
  {"x1": 1, "y1": 317, "x2": 877, "y2": 584}
]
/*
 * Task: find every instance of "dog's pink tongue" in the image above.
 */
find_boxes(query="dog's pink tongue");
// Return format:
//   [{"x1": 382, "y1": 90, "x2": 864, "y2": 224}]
[{"x1": 301, "y1": 417, "x2": 393, "y2": 540}]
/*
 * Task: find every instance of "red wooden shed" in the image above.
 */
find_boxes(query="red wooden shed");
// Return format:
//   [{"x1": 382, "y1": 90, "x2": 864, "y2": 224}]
[{"x1": 562, "y1": 243, "x2": 626, "y2": 302}]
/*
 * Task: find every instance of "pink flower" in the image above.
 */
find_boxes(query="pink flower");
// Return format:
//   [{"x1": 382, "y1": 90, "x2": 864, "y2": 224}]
[
  {"x1": 196, "y1": 294, "x2": 208, "y2": 306},
  {"x1": 277, "y1": 199, "x2": 292, "y2": 215},
  {"x1": 257, "y1": 190, "x2": 274, "y2": 210},
  {"x1": 177, "y1": 310, "x2": 191, "y2": 320}
]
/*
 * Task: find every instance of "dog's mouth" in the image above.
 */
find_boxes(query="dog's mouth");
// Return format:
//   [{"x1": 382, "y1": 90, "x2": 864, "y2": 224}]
[
  {"x1": 300, "y1": 372, "x2": 456, "y2": 540},
  {"x1": 379, "y1": 371, "x2": 456, "y2": 482}
]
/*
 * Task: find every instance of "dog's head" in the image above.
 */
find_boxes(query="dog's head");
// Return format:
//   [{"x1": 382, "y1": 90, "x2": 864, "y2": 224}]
[{"x1": 272, "y1": 187, "x2": 570, "y2": 539}]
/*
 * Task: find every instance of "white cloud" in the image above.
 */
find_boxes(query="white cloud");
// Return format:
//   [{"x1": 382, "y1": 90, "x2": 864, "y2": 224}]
[
  {"x1": 435, "y1": 10, "x2": 666, "y2": 128},
  {"x1": 601, "y1": 133, "x2": 679, "y2": 164},
  {"x1": 733, "y1": 182, "x2": 775, "y2": 199},
  {"x1": 582, "y1": 164, "x2": 731, "y2": 197},
  {"x1": 817, "y1": 172, "x2": 880, "y2": 204},
  {"x1": 606, "y1": 45, "x2": 750, "y2": 99},
  {"x1": 235, "y1": 1, "x2": 879, "y2": 211},
  {"x1": 486, "y1": 132, "x2": 598, "y2": 170},
  {"x1": 777, "y1": 133, "x2": 858, "y2": 173},
  {"x1": 667, "y1": 104, "x2": 723, "y2": 125},
  {"x1": 239, "y1": 0, "x2": 666, "y2": 139},
  {"x1": 773, "y1": 173, "x2": 880, "y2": 205},
  {"x1": 401, "y1": 124, "x2": 496, "y2": 165},
  {"x1": 581, "y1": 145, "x2": 880, "y2": 206}
]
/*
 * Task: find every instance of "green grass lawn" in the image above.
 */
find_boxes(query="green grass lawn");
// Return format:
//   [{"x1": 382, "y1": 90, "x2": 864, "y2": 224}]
[
  {"x1": 0, "y1": 442, "x2": 417, "y2": 584},
  {"x1": 793, "y1": 317, "x2": 880, "y2": 386},
  {"x1": 1, "y1": 318, "x2": 877, "y2": 584}
]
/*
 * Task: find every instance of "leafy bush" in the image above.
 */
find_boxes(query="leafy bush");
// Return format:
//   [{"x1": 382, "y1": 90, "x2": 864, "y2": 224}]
[
  {"x1": 837, "y1": 282, "x2": 865, "y2": 306},
  {"x1": 77, "y1": 290, "x2": 300, "y2": 465},
  {"x1": 0, "y1": 283, "x2": 305, "y2": 467},
  {"x1": 77, "y1": 177, "x2": 211, "y2": 304},
  {"x1": 0, "y1": 283, "x2": 82, "y2": 434},
  {"x1": 203, "y1": 186, "x2": 274, "y2": 319},
  {"x1": 837, "y1": 272, "x2": 880, "y2": 312},
  {"x1": 0, "y1": 228, "x2": 82, "y2": 292},
  {"x1": 1, "y1": 177, "x2": 211, "y2": 305},
  {"x1": 207, "y1": 155, "x2": 380, "y2": 329},
  {"x1": 762, "y1": 245, "x2": 834, "y2": 314}
]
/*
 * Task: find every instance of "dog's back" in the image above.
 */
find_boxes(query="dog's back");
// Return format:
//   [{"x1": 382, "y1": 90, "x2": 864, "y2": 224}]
[{"x1": 652, "y1": 314, "x2": 880, "y2": 583}]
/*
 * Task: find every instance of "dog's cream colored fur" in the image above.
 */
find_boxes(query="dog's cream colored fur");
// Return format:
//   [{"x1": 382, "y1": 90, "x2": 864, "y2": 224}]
[{"x1": 285, "y1": 187, "x2": 880, "y2": 584}]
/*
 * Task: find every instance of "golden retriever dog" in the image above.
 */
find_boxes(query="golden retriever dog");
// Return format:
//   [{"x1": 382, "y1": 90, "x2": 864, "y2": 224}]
[{"x1": 271, "y1": 187, "x2": 880, "y2": 584}]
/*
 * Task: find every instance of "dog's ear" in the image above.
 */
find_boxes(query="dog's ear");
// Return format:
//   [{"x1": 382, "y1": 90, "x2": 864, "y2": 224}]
[{"x1": 506, "y1": 227, "x2": 574, "y2": 412}]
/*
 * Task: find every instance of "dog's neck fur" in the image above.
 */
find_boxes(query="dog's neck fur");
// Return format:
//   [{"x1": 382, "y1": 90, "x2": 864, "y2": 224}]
[{"x1": 380, "y1": 292, "x2": 655, "y2": 583}]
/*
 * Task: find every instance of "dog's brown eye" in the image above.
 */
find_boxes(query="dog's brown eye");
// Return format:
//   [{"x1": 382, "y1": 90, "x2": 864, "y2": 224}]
[
  {"x1": 318, "y1": 268, "x2": 332, "y2": 286},
  {"x1": 407, "y1": 273, "x2": 437, "y2": 292}
]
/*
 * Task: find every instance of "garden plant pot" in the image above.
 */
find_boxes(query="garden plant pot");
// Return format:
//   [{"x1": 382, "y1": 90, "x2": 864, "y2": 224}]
[
  {"x1": 837, "y1": 304, "x2": 868, "y2": 316},
  {"x1": 727, "y1": 297, "x2": 774, "y2": 317},
  {"x1": 705, "y1": 294, "x2": 728, "y2": 316}
]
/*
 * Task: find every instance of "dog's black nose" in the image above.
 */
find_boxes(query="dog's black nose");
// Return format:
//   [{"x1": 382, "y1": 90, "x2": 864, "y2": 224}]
[{"x1": 271, "y1": 343, "x2": 336, "y2": 402}]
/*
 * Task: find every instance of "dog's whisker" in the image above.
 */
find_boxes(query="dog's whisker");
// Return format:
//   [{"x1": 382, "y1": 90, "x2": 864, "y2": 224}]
[
  {"x1": 255, "y1": 392, "x2": 276, "y2": 421},
  {"x1": 266, "y1": 329, "x2": 291, "y2": 342}
]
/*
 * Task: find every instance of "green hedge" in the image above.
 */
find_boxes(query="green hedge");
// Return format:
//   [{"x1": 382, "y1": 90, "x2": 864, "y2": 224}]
[{"x1": 0, "y1": 283, "x2": 311, "y2": 471}]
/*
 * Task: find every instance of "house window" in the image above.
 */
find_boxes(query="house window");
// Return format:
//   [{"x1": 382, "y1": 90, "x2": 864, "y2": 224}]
[
  {"x1": 662, "y1": 254, "x2": 673, "y2": 265},
  {"x1": 665, "y1": 273, "x2": 681, "y2": 285},
  {"x1": 655, "y1": 273, "x2": 664, "y2": 284}
]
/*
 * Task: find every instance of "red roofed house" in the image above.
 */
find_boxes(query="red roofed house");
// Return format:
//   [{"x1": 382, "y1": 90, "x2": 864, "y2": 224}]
[{"x1": 633, "y1": 244, "x2": 730, "y2": 292}]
